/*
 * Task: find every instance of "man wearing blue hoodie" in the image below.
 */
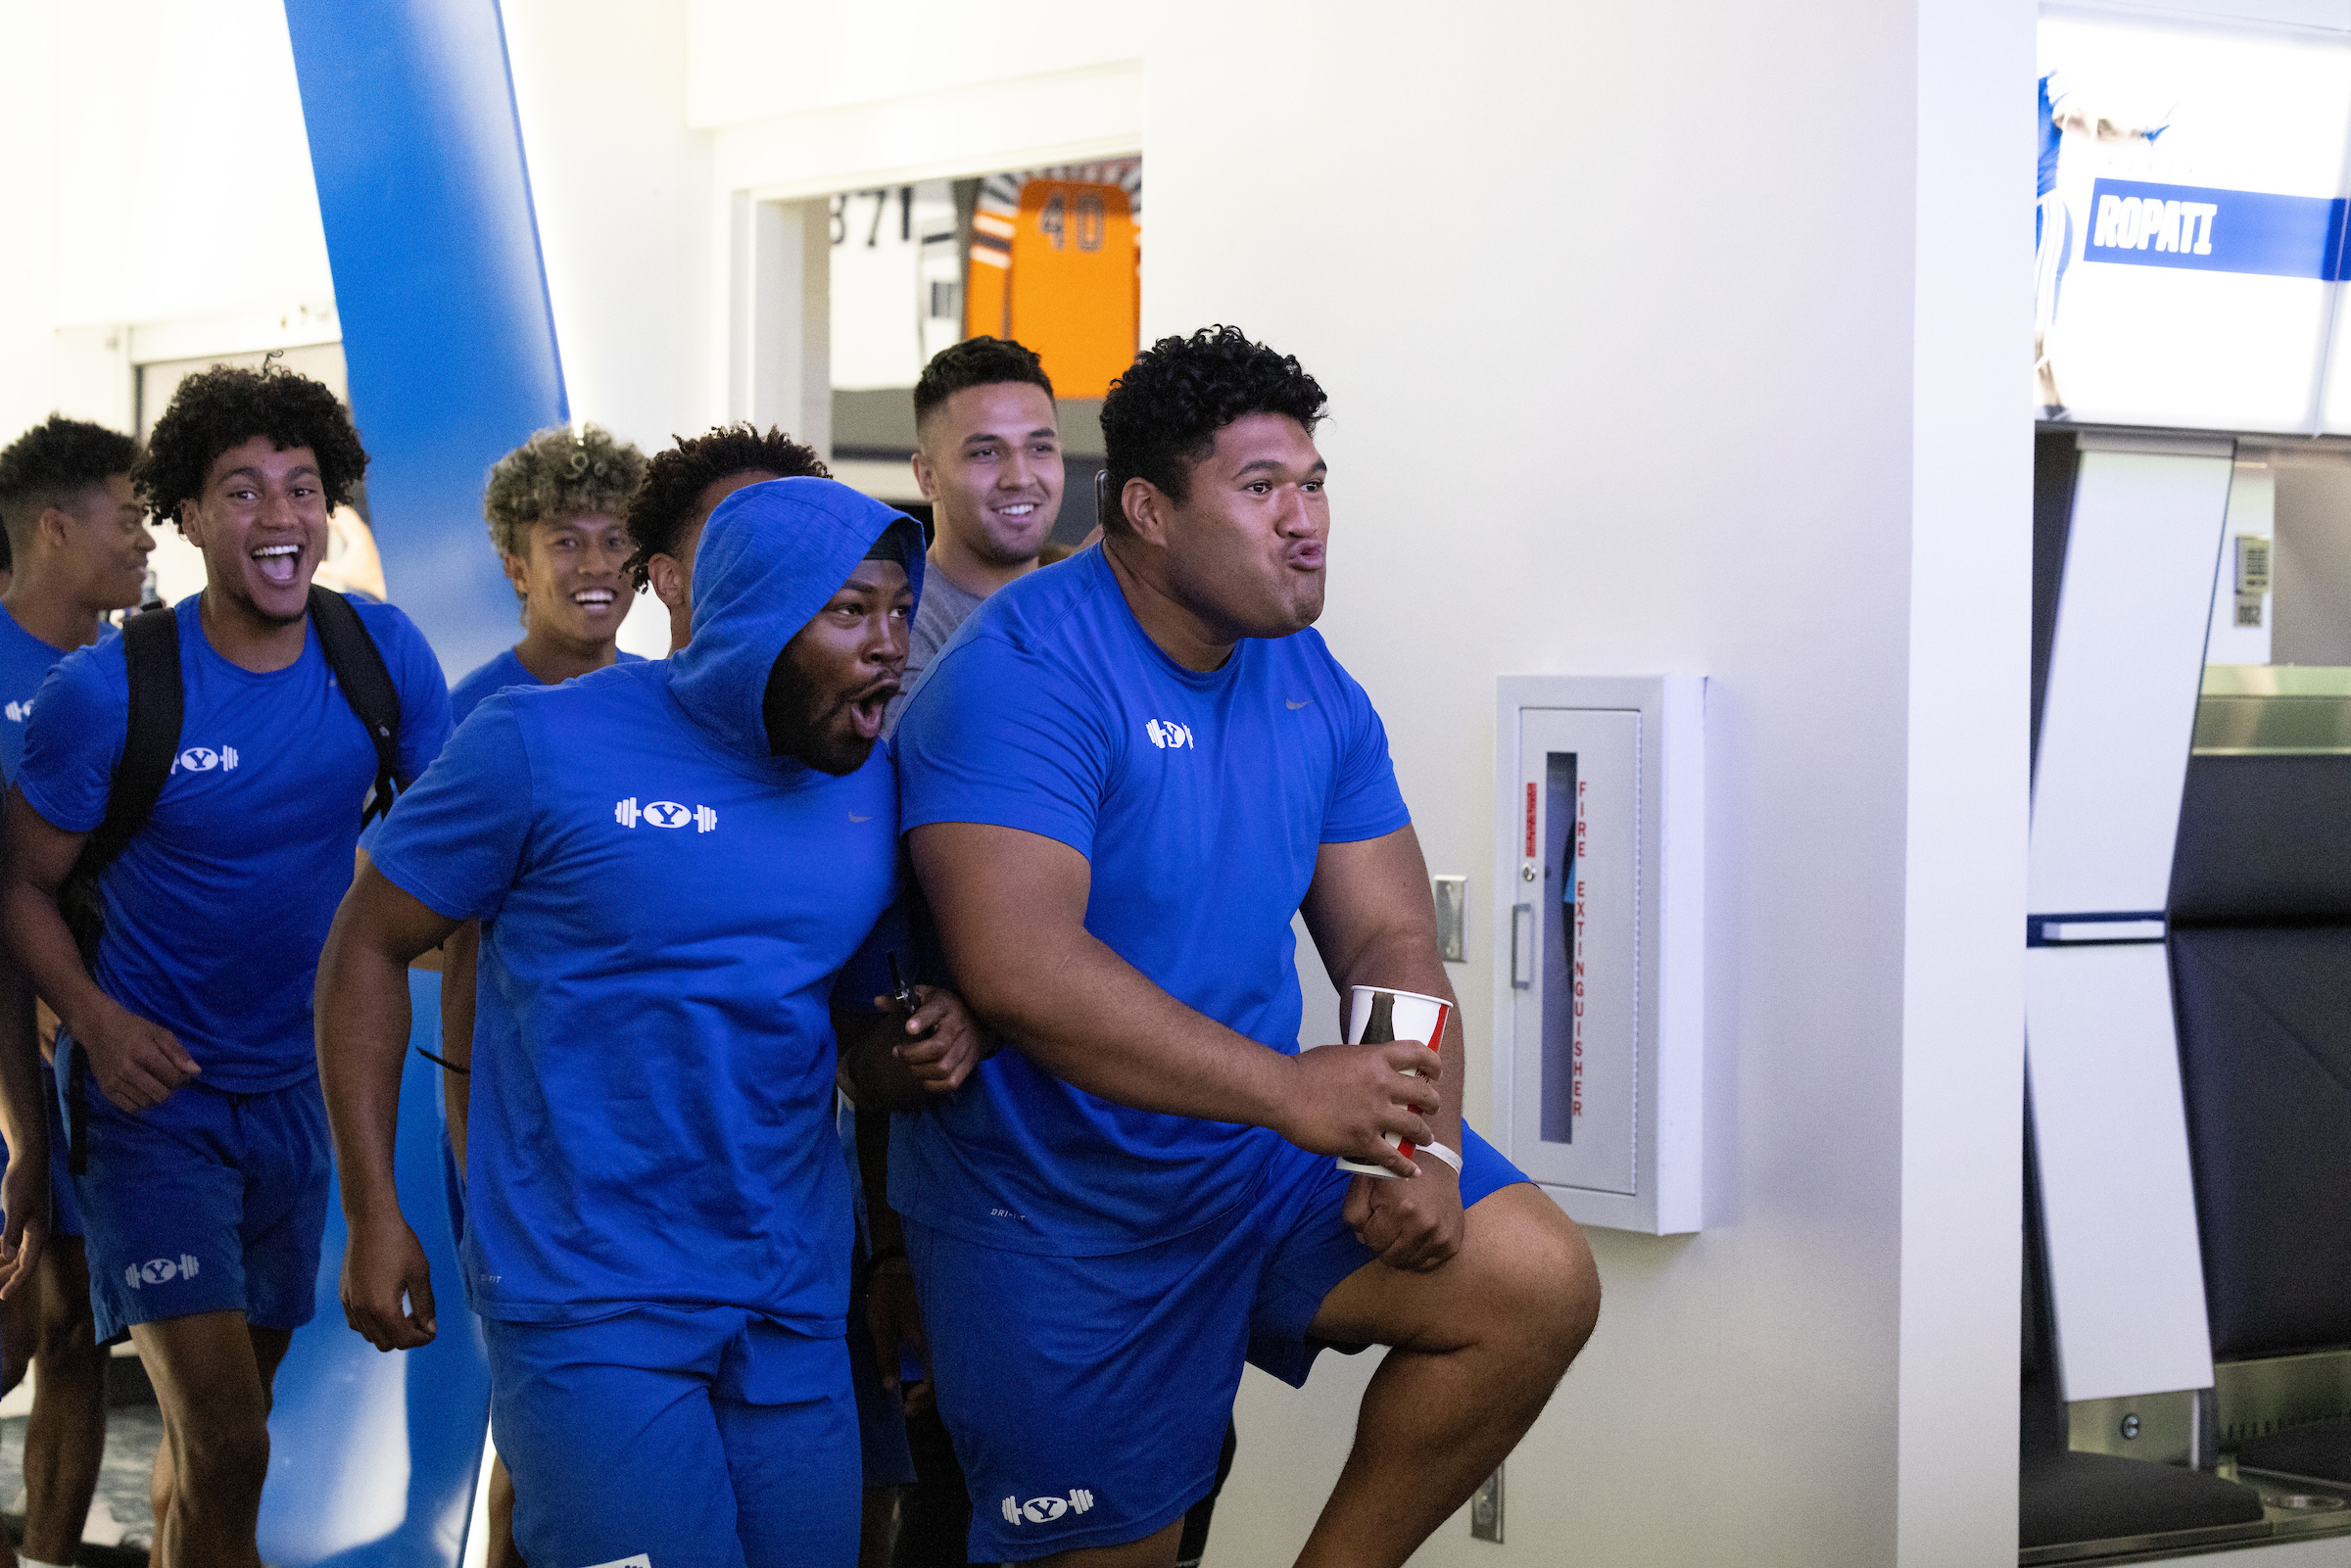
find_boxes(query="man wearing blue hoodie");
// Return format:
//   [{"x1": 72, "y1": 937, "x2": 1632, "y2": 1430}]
[{"x1": 313, "y1": 478, "x2": 982, "y2": 1568}]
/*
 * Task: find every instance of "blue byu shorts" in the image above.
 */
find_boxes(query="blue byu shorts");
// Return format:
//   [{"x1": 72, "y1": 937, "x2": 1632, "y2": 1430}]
[
  {"x1": 485, "y1": 1304, "x2": 860, "y2": 1568},
  {"x1": 67, "y1": 1044, "x2": 330, "y2": 1345},
  {"x1": 910, "y1": 1125, "x2": 1526, "y2": 1562}
]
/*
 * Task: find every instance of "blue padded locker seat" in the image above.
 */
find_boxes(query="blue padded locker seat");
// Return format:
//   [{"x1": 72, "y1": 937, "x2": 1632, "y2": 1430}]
[
  {"x1": 2170, "y1": 752, "x2": 2351, "y2": 1486},
  {"x1": 2022, "y1": 1451, "x2": 2269, "y2": 1549},
  {"x1": 2238, "y1": 1418, "x2": 2351, "y2": 1486},
  {"x1": 2169, "y1": 926, "x2": 2351, "y2": 1362}
]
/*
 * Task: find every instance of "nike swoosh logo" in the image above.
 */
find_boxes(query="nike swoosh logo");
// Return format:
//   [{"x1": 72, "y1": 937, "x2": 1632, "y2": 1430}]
[
  {"x1": 848, "y1": 812, "x2": 873, "y2": 823},
  {"x1": 1286, "y1": 698, "x2": 1313, "y2": 709}
]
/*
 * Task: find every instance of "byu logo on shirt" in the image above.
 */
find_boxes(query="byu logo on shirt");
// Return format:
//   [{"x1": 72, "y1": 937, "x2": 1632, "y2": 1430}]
[
  {"x1": 126, "y1": 1255, "x2": 200, "y2": 1289},
  {"x1": 173, "y1": 746, "x2": 238, "y2": 774},
  {"x1": 3, "y1": 698, "x2": 29, "y2": 723},
  {"x1": 1002, "y1": 1490, "x2": 1095, "y2": 1526},
  {"x1": 1143, "y1": 719, "x2": 1194, "y2": 750},
  {"x1": 614, "y1": 796, "x2": 717, "y2": 832}
]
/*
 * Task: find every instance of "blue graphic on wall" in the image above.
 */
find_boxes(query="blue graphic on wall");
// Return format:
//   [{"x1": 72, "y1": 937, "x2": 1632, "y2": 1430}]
[{"x1": 2085, "y1": 177, "x2": 2351, "y2": 280}]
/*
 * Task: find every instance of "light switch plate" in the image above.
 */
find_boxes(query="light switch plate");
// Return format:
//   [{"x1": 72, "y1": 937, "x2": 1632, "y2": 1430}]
[{"x1": 1433, "y1": 876, "x2": 1467, "y2": 963}]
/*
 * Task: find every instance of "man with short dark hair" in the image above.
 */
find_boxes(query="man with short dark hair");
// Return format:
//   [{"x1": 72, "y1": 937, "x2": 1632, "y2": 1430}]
[
  {"x1": 317, "y1": 478, "x2": 980, "y2": 1568},
  {"x1": 883, "y1": 338, "x2": 1064, "y2": 736},
  {"x1": 893, "y1": 327, "x2": 1601, "y2": 1567},
  {"x1": 0, "y1": 414, "x2": 153, "y2": 1568},
  {"x1": 625, "y1": 424, "x2": 831, "y2": 655},
  {"x1": 1, "y1": 364, "x2": 451, "y2": 1567}
]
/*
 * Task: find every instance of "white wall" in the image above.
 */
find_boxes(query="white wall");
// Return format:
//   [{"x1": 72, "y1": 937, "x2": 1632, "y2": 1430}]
[
  {"x1": 0, "y1": 0, "x2": 336, "y2": 440},
  {"x1": 1134, "y1": 2, "x2": 2031, "y2": 1563}
]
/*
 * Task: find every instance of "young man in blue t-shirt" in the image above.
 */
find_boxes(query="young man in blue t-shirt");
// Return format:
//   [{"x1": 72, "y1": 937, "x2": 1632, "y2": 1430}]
[
  {"x1": 892, "y1": 327, "x2": 1602, "y2": 1567},
  {"x1": 0, "y1": 365, "x2": 452, "y2": 1566},
  {"x1": 0, "y1": 415, "x2": 154, "y2": 1568},
  {"x1": 316, "y1": 477, "x2": 981, "y2": 1568},
  {"x1": 448, "y1": 422, "x2": 650, "y2": 725}
]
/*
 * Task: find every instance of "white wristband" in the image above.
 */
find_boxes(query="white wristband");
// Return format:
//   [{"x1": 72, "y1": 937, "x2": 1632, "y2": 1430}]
[{"x1": 1415, "y1": 1139, "x2": 1463, "y2": 1174}]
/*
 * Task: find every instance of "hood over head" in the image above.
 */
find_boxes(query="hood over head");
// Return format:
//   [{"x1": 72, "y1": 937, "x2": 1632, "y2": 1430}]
[{"x1": 666, "y1": 476, "x2": 925, "y2": 758}]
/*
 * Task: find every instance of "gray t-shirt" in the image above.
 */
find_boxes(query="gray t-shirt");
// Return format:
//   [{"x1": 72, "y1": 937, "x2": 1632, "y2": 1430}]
[{"x1": 884, "y1": 563, "x2": 984, "y2": 736}]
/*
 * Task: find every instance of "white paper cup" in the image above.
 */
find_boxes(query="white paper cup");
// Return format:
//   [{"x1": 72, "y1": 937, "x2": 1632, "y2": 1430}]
[{"x1": 1335, "y1": 985, "x2": 1452, "y2": 1179}]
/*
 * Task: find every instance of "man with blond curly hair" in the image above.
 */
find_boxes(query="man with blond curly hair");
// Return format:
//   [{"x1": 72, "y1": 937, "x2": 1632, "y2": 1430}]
[{"x1": 450, "y1": 422, "x2": 650, "y2": 726}]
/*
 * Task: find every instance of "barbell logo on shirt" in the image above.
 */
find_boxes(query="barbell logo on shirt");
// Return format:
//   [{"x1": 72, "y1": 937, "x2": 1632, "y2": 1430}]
[
  {"x1": 3, "y1": 697, "x2": 29, "y2": 723},
  {"x1": 1144, "y1": 719, "x2": 1194, "y2": 750},
  {"x1": 614, "y1": 797, "x2": 717, "y2": 832},
  {"x1": 1003, "y1": 1490, "x2": 1095, "y2": 1526},
  {"x1": 126, "y1": 1255, "x2": 200, "y2": 1289},
  {"x1": 172, "y1": 746, "x2": 237, "y2": 774}
]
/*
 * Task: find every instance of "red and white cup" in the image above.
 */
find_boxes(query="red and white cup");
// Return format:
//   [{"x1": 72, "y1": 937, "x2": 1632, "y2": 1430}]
[{"x1": 1335, "y1": 985, "x2": 1452, "y2": 1179}]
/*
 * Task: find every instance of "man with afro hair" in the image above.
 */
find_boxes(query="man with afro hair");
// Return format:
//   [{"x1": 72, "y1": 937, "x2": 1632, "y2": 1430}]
[
  {"x1": 891, "y1": 326, "x2": 1600, "y2": 1567},
  {"x1": 1, "y1": 362, "x2": 451, "y2": 1566},
  {"x1": 0, "y1": 413, "x2": 154, "y2": 1568},
  {"x1": 625, "y1": 423, "x2": 829, "y2": 654}
]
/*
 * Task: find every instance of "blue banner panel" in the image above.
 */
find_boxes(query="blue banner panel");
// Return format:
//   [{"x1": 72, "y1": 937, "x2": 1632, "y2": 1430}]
[
  {"x1": 282, "y1": 0, "x2": 567, "y2": 683},
  {"x1": 2085, "y1": 177, "x2": 2351, "y2": 280}
]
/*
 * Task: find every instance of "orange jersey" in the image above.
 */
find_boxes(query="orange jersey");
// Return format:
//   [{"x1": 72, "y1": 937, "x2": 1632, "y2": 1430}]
[{"x1": 965, "y1": 164, "x2": 1140, "y2": 399}]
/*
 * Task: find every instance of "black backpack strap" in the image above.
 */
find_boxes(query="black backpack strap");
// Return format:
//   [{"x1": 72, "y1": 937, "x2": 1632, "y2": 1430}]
[
  {"x1": 306, "y1": 587, "x2": 404, "y2": 826},
  {"x1": 58, "y1": 607, "x2": 184, "y2": 974}
]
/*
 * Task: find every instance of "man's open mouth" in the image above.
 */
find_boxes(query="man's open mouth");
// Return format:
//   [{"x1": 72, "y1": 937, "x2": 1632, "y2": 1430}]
[
  {"x1": 845, "y1": 681, "x2": 900, "y2": 740},
  {"x1": 573, "y1": 587, "x2": 617, "y2": 612},
  {"x1": 253, "y1": 543, "x2": 301, "y2": 587}
]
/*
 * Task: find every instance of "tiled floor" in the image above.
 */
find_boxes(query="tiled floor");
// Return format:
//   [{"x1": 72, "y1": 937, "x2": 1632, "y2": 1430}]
[{"x1": 0, "y1": 1404, "x2": 162, "y2": 1555}]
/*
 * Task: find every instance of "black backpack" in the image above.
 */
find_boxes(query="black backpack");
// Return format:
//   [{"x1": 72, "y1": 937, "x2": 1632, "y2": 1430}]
[{"x1": 56, "y1": 586, "x2": 406, "y2": 973}]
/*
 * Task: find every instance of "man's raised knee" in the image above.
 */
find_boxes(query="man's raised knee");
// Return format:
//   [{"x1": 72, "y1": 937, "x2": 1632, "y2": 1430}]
[{"x1": 1466, "y1": 1186, "x2": 1601, "y2": 1371}]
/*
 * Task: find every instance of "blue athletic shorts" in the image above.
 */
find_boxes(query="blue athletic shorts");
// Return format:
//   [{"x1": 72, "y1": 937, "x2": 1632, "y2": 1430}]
[
  {"x1": 909, "y1": 1124, "x2": 1527, "y2": 1562},
  {"x1": 2, "y1": 1061, "x2": 81, "y2": 1241},
  {"x1": 66, "y1": 1043, "x2": 331, "y2": 1345},
  {"x1": 485, "y1": 1305, "x2": 859, "y2": 1568}
]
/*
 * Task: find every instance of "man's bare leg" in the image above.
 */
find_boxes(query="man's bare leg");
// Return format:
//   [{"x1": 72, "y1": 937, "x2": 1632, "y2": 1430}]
[
  {"x1": 1031, "y1": 1517, "x2": 1182, "y2": 1567},
  {"x1": 1297, "y1": 1185, "x2": 1599, "y2": 1568},
  {"x1": 23, "y1": 1237, "x2": 108, "y2": 1563},
  {"x1": 133, "y1": 1312, "x2": 294, "y2": 1568},
  {"x1": 488, "y1": 1456, "x2": 526, "y2": 1568}
]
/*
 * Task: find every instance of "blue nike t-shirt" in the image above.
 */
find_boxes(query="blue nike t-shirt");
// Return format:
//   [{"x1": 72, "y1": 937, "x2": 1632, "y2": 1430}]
[
  {"x1": 449, "y1": 644, "x2": 648, "y2": 728},
  {"x1": 367, "y1": 477, "x2": 927, "y2": 1331},
  {"x1": 18, "y1": 594, "x2": 451, "y2": 1091},
  {"x1": 0, "y1": 604, "x2": 85, "y2": 783},
  {"x1": 891, "y1": 546, "x2": 1411, "y2": 1255}
]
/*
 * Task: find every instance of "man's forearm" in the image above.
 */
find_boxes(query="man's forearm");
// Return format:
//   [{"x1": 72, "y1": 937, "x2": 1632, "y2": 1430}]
[
  {"x1": 315, "y1": 927, "x2": 419, "y2": 1220},
  {"x1": 0, "y1": 879, "x2": 113, "y2": 1044},
  {"x1": 0, "y1": 965, "x2": 46, "y2": 1165}
]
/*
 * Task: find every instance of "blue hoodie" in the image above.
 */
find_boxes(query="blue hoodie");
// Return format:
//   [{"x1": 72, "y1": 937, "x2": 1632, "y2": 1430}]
[{"x1": 370, "y1": 478, "x2": 923, "y2": 1331}]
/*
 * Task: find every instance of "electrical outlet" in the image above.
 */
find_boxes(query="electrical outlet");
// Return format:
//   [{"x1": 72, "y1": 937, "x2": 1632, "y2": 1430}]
[{"x1": 1470, "y1": 1464, "x2": 1503, "y2": 1543}]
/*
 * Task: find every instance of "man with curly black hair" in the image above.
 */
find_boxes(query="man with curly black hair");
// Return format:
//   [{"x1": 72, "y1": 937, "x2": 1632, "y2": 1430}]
[
  {"x1": 625, "y1": 424, "x2": 829, "y2": 654},
  {"x1": 1, "y1": 363, "x2": 452, "y2": 1566},
  {"x1": 892, "y1": 326, "x2": 1600, "y2": 1567},
  {"x1": 0, "y1": 414, "x2": 152, "y2": 1568}
]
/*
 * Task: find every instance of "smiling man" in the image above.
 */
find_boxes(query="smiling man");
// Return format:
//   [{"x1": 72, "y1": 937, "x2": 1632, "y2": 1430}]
[
  {"x1": 882, "y1": 337, "x2": 1064, "y2": 735},
  {"x1": 0, "y1": 364, "x2": 450, "y2": 1568},
  {"x1": 892, "y1": 327, "x2": 1601, "y2": 1568},
  {"x1": 317, "y1": 477, "x2": 978, "y2": 1568},
  {"x1": 449, "y1": 423, "x2": 649, "y2": 725}
]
